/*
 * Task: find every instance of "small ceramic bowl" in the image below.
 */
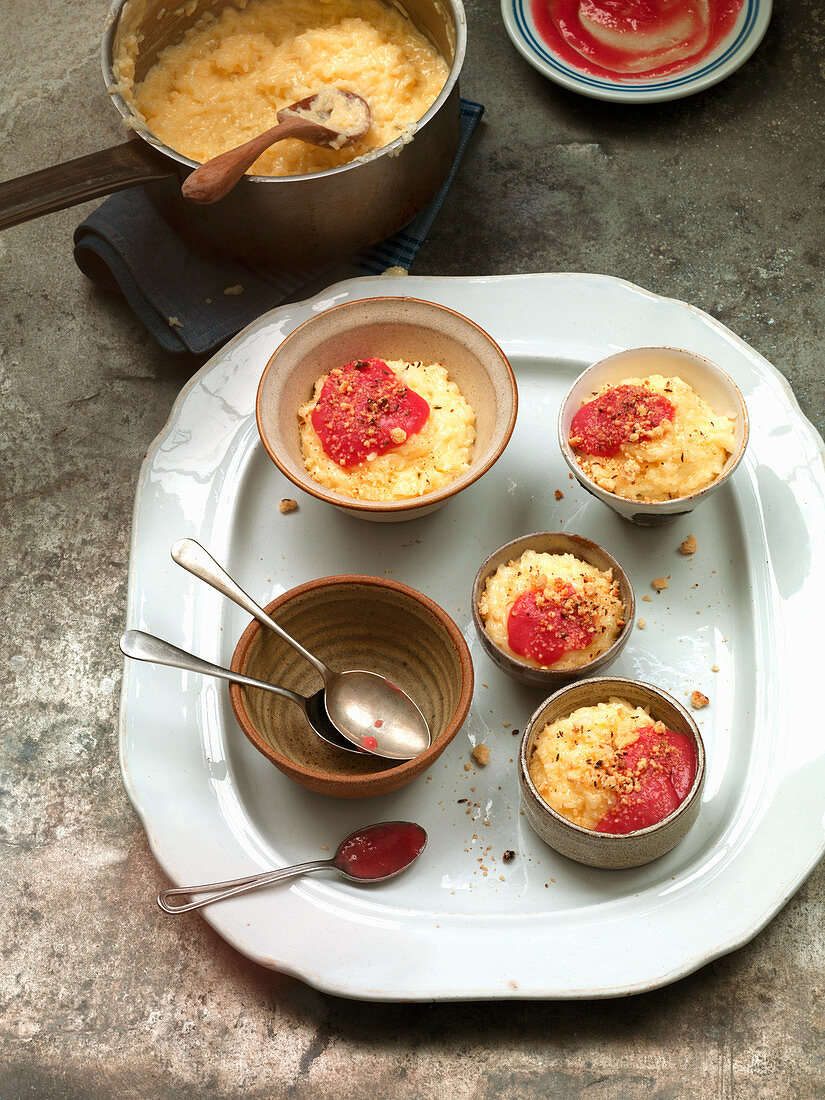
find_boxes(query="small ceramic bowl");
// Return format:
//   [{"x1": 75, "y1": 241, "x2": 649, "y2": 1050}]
[
  {"x1": 518, "y1": 677, "x2": 706, "y2": 869},
  {"x1": 229, "y1": 575, "x2": 474, "y2": 798},
  {"x1": 256, "y1": 296, "x2": 518, "y2": 522},
  {"x1": 558, "y1": 346, "x2": 749, "y2": 526},
  {"x1": 471, "y1": 531, "x2": 634, "y2": 688}
]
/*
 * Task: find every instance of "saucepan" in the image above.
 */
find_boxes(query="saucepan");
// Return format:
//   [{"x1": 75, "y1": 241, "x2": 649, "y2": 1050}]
[{"x1": 0, "y1": 0, "x2": 466, "y2": 268}]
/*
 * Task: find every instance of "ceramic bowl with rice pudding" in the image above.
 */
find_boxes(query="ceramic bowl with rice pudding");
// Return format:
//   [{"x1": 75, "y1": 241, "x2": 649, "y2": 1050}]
[
  {"x1": 558, "y1": 346, "x2": 749, "y2": 526},
  {"x1": 518, "y1": 676, "x2": 706, "y2": 869},
  {"x1": 256, "y1": 296, "x2": 518, "y2": 522},
  {"x1": 471, "y1": 531, "x2": 635, "y2": 688}
]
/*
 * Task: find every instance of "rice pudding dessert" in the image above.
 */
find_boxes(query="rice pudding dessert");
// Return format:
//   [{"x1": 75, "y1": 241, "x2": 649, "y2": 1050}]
[
  {"x1": 528, "y1": 698, "x2": 697, "y2": 833},
  {"x1": 115, "y1": 0, "x2": 449, "y2": 177},
  {"x1": 298, "y1": 357, "x2": 475, "y2": 501},
  {"x1": 478, "y1": 550, "x2": 625, "y2": 671},
  {"x1": 569, "y1": 374, "x2": 736, "y2": 502}
]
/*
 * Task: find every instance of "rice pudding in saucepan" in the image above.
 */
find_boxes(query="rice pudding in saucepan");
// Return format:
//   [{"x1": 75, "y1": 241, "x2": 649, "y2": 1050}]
[
  {"x1": 115, "y1": 0, "x2": 449, "y2": 177},
  {"x1": 569, "y1": 374, "x2": 735, "y2": 502},
  {"x1": 478, "y1": 549, "x2": 625, "y2": 671},
  {"x1": 298, "y1": 358, "x2": 475, "y2": 501}
]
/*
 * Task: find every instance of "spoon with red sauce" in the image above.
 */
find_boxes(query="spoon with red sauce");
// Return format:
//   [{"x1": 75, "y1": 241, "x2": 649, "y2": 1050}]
[{"x1": 157, "y1": 821, "x2": 427, "y2": 913}]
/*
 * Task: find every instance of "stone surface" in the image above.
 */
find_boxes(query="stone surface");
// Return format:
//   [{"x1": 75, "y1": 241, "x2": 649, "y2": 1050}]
[{"x1": 1, "y1": 0, "x2": 824, "y2": 1096}]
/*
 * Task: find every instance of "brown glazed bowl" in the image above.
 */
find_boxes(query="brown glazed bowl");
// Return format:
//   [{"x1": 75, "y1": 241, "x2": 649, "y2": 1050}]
[
  {"x1": 256, "y1": 297, "x2": 518, "y2": 522},
  {"x1": 229, "y1": 575, "x2": 473, "y2": 798},
  {"x1": 518, "y1": 677, "x2": 706, "y2": 869},
  {"x1": 471, "y1": 532, "x2": 635, "y2": 688},
  {"x1": 558, "y1": 347, "x2": 749, "y2": 527}
]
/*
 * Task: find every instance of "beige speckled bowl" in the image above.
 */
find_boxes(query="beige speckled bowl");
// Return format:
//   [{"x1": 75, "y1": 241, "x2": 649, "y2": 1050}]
[
  {"x1": 229, "y1": 575, "x2": 474, "y2": 798},
  {"x1": 256, "y1": 297, "x2": 518, "y2": 522},
  {"x1": 518, "y1": 677, "x2": 705, "y2": 869},
  {"x1": 471, "y1": 532, "x2": 635, "y2": 688},
  {"x1": 558, "y1": 347, "x2": 749, "y2": 526}
]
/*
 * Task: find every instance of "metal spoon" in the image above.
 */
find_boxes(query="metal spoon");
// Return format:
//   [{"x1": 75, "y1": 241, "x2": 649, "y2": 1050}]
[
  {"x1": 157, "y1": 821, "x2": 427, "y2": 913},
  {"x1": 181, "y1": 88, "x2": 371, "y2": 204},
  {"x1": 170, "y1": 539, "x2": 431, "y2": 761},
  {"x1": 119, "y1": 629, "x2": 362, "y2": 755}
]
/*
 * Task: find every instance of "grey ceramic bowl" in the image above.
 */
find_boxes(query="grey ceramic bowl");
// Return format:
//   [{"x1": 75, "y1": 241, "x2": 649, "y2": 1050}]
[
  {"x1": 558, "y1": 346, "x2": 749, "y2": 526},
  {"x1": 471, "y1": 532, "x2": 635, "y2": 688},
  {"x1": 518, "y1": 677, "x2": 706, "y2": 869},
  {"x1": 256, "y1": 296, "x2": 518, "y2": 522}
]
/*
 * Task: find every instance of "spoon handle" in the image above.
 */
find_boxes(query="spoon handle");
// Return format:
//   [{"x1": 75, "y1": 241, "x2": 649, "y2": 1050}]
[
  {"x1": 171, "y1": 539, "x2": 330, "y2": 680},
  {"x1": 157, "y1": 859, "x2": 334, "y2": 913},
  {"x1": 119, "y1": 629, "x2": 306, "y2": 706},
  {"x1": 180, "y1": 117, "x2": 306, "y2": 204}
]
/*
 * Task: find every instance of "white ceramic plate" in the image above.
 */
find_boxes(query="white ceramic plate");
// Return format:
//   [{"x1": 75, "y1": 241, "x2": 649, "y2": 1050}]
[
  {"x1": 501, "y1": 0, "x2": 772, "y2": 103},
  {"x1": 121, "y1": 272, "x2": 825, "y2": 1000}
]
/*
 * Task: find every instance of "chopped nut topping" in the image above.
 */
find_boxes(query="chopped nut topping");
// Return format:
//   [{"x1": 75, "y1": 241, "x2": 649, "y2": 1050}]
[
  {"x1": 472, "y1": 744, "x2": 490, "y2": 766},
  {"x1": 679, "y1": 535, "x2": 697, "y2": 555},
  {"x1": 691, "y1": 690, "x2": 709, "y2": 709},
  {"x1": 389, "y1": 426, "x2": 407, "y2": 445},
  {"x1": 652, "y1": 577, "x2": 668, "y2": 592},
  {"x1": 279, "y1": 498, "x2": 298, "y2": 514}
]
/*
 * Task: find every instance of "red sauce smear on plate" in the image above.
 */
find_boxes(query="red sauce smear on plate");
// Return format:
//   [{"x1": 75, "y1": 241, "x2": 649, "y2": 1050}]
[
  {"x1": 595, "y1": 725, "x2": 697, "y2": 833},
  {"x1": 570, "y1": 383, "x2": 675, "y2": 457},
  {"x1": 530, "y1": 0, "x2": 744, "y2": 81},
  {"x1": 507, "y1": 580, "x2": 593, "y2": 665},
  {"x1": 311, "y1": 358, "x2": 430, "y2": 468},
  {"x1": 333, "y1": 821, "x2": 428, "y2": 880}
]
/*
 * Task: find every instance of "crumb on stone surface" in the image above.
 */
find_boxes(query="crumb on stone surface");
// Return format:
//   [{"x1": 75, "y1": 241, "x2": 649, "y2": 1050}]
[
  {"x1": 638, "y1": 617, "x2": 646, "y2": 629},
  {"x1": 502, "y1": 849, "x2": 516, "y2": 862},
  {"x1": 554, "y1": 489, "x2": 564, "y2": 500},
  {"x1": 224, "y1": 284, "x2": 244, "y2": 295},
  {"x1": 279, "y1": 498, "x2": 298, "y2": 514},
  {"x1": 511, "y1": 728, "x2": 520, "y2": 737},
  {"x1": 652, "y1": 577, "x2": 669, "y2": 592},
  {"x1": 680, "y1": 534, "x2": 698, "y2": 555},
  {"x1": 472, "y1": 744, "x2": 490, "y2": 766},
  {"x1": 712, "y1": 663, "x2": 720, "y2": 672},
  {"x1": 691, "y1": 690, "x2": 710, "y2": 709},
  {"x1": 464, "y1": 763, "x2": 471, "y2": 771},
  {"x1": 643, "y1": 595, "x2": 652, "y2": 602}
]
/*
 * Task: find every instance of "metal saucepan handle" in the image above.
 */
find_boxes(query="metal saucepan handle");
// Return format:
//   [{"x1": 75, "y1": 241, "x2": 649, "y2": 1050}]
[
  {"x1": 0, "y1": 140, "x2": 176, "y2": 231},
  {"x1": 119, "y1": 629, "x2": 306, "y2": 706},
  {"x1": 157, "y1": 859, "x2": 334, "y2": 913}
]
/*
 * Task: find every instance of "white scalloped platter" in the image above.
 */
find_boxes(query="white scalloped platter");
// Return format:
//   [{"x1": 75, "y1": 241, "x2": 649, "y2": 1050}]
[{"x1": 120, "y1": 273, "x2": 825, "y2": 1000}]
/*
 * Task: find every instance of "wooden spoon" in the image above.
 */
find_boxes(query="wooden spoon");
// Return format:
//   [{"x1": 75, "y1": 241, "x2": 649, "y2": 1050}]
[{"x1": 181, "y1": 88, "x2": 371, "y2": 204}]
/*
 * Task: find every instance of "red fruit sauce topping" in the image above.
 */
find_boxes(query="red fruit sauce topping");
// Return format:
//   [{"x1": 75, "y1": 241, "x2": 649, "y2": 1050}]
[
  {"x1": 530, "y1": 0, "x2": 744, "y2": 81},
  {"x1": 333, "y1": 821, "x2": 427, "y2": 880},
  {"x1": 570, "y1": 383, "x2": 675, "y2": 458},
  {"x1": 507, "y1": 581, "x2": 593, "y2": 666},
  {"x1": 595, "y1": 725, "x2": 697, "y2": 834},
  {"x1": 311, "y1": 358, "x2": 430, "y2": 468}
]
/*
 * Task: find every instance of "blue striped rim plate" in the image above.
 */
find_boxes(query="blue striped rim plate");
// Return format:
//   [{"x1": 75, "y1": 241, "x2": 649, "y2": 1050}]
[{"x1": 501, "y1": 0, "x2": 772, "y2": 103}]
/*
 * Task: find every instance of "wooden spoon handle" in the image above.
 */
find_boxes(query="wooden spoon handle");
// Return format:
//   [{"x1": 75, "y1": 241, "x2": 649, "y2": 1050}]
[
  {"x1": 0, "y1": 140, "x2": 174, "y2": 231},
  {"x1": 181, "y1": 117, "x2": 309, "y2": 204}
]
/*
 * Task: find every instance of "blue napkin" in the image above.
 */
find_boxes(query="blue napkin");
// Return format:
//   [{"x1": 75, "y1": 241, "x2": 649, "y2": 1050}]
[{"x1": 73, "y1": 100, "x2": 484, "y2": 355}]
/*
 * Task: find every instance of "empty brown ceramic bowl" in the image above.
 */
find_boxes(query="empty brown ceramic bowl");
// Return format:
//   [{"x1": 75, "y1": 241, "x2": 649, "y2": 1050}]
[
  {"x1": 558, "y1": 347, "x2": 749, "y2": 526},
  {"x1": 518, "y1": 677, "x2": 706, "y2": 869},
  {"x1": 471, "y1": 532, "x2": 635, "y2": 688},
  {"x1": 256, "y1": 296, "x2": 518, "y2": 522},
  {"x1": 229, "y1": 575, "x2": 474, "y2": 798}
]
